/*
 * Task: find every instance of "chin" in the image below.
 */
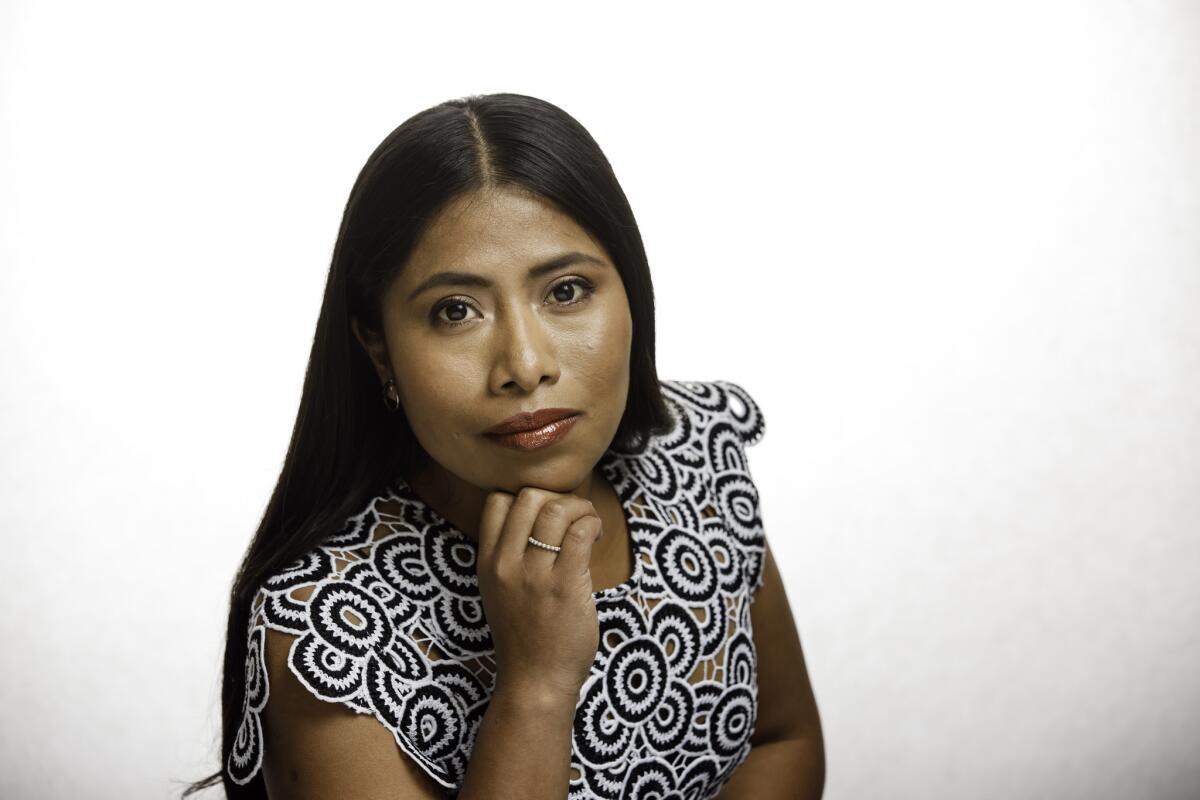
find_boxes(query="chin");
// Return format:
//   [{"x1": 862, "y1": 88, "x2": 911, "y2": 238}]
[{"x1": 483, "y1": 452, "x2": 595, "y2": 494}]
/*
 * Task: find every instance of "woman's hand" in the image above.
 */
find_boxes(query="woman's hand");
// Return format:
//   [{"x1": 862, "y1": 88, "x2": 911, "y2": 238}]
[{"x1": 475, "y1": 487, "x2": 604, "y2": 705}]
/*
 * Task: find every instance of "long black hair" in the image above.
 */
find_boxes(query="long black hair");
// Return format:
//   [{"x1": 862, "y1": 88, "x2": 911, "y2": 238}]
[{"x1": 179, "y1": 92, "x2": 673, "y2": 798}]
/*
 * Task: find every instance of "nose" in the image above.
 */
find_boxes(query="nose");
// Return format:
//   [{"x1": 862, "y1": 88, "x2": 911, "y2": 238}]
[{"x1": 488, "y1": 300, "x2": 560, "y2": 394}]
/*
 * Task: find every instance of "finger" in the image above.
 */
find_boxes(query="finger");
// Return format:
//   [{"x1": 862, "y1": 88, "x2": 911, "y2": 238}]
[
  {"x1": 526, "y1": 495, "x2": 593, "y2": 552},
  {"x1": 551, "y1": 515, "x2": 603, "y2": 579},
  {"x1": 496, "y1": 487, "x2": 557, "y2": 566},
  {"x1": 525, "y1": 496, "x2": 600, "y2": 572},
  {"x1": 477, "y1": 490, "x2": 515, "y2": 568}
]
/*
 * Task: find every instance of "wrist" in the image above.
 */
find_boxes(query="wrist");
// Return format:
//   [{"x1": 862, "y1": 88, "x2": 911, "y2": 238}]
[{"x1": 492, "y1": 674, "x2": 582, "y2": 716}]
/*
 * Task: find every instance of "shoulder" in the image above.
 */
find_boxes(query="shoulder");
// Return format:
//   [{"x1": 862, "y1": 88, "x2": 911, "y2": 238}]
[
  {"x1": 658, "y1": 378, "x2": 766, "y2": 449},
  {"x1": 649, "y1": 379, "x2": 766, "y2": 482},
  {"x1": 226, "y1": 484, "x2": 475, "y2": 792},
  {"x1": 645, "y1": 379, "x2": 769, "y2": 595}
]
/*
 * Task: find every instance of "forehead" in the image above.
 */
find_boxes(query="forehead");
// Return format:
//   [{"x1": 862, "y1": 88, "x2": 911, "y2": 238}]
[{"x1": 405, "y1": 187, "x2": 600, "y2": 274}]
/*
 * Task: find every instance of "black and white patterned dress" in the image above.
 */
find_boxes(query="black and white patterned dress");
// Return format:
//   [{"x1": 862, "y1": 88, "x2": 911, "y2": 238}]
[{"x1": 226, "y1": 379, "x2": 768, "y2": 799}]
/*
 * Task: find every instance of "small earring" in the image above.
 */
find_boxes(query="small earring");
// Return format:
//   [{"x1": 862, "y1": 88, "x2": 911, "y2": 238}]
[{"x1": 382, "y1": 378, "x2": 401, "y2": 412}]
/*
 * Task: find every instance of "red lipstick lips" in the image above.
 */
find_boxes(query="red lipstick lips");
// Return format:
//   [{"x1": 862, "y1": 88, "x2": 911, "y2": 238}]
[{"x1": 484, "y1": 408, "x2": 582, "y2": 451}]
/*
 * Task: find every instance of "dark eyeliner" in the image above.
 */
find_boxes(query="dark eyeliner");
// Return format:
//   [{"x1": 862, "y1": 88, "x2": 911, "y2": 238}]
[{"x1": 429, "y1": 276, "x2": 596, "y2": 329}]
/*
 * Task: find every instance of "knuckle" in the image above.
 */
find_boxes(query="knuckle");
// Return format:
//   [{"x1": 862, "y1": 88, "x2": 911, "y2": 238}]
[
  {"x1": 540, "y1": 500, "x2": 570, "y2": 521},
  {"x1": 564, "y1": 524, "x2": 592, "y2": 546},
  {"x1": 525, "y1": 569, "x2": 552, "y2": 595},
  {"x1": 485, "y1": 491, "x2": 513, "y2": 511},
  {"x1": 516, "y1": 487, "x2": 546, "y2": 508},
  {"x1": 488, "y1": 557, "x2": 514, "y2": 583}
]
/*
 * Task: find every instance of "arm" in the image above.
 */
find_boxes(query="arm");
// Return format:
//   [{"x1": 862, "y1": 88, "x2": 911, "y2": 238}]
[
  {"x1": 716, "y1": 542, "x2": 825, "y2": 799},
  {"x1": 261, "y1": 626, "x2": 579, "y2": 799},
  {"x1": 456, "y1": 676, "x2": 579, "y2": 800}
]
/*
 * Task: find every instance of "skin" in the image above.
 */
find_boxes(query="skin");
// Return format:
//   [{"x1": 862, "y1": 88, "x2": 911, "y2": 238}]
[
  {"x1": 351, "y1": 185, "x2": 635, "y2": 582},
  {"x1": 332, "y1": 183, "x2": 824, "y2": 797}
]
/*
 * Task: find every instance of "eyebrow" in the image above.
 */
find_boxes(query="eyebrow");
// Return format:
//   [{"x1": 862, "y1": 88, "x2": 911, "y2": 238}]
[{"x1": 405, "y1": 251, "x2": 609, "y2": 303}]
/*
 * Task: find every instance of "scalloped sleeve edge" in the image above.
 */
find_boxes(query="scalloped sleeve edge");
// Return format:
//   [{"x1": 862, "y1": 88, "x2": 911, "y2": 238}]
[
  {"x1": 714, "y1": 379, "x2": 766, "y2": 447},
  {"x1": 225, "y1": 592, "x2": 460, "y2": 792},
  {"x1": 713, "y1": 380, "x2": 769, "y2": 598}
]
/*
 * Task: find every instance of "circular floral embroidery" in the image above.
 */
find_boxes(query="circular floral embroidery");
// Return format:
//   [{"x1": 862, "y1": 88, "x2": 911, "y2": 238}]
[{"x1": 227, "y1": 379, "x2": 767, "y2": 799}]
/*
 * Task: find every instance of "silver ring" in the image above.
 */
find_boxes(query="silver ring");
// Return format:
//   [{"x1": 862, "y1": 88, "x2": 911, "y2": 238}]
[{"x1": 527, "y1": 535, "x2": 562, "y2": 553}]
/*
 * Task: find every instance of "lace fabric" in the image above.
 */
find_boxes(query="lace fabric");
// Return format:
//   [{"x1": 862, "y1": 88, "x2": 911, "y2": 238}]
[{"x1": 226, "y1": 379, "x2": 767, "y2": 799}]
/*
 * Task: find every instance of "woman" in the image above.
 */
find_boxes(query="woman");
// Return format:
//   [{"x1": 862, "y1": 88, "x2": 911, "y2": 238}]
[{"x1": 181, "y1": 93, "x2": 823, "y2": 799}]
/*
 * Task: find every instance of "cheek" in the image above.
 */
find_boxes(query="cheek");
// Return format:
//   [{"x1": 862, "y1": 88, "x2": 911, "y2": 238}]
[
  {"x1": 570, "y1": 297, "x2": 632, "y2": 359},
  {"x1": 561, "y1": 305, "x2": 631, "y2": 404},
  {"x1": 392, "y1": 331, "x2": 477, "y2": 385},
  {"x1": 391, "y1": 353, "x2": 476, "y2": 430}
]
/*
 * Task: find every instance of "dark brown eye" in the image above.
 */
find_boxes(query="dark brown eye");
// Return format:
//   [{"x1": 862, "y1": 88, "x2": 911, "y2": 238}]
[
  {"x1": 430, "y1": 297, "x2": 479, "y2": 328},
  {"x1": 548, "y1": 277, "x2": 595, "y2": 306}
]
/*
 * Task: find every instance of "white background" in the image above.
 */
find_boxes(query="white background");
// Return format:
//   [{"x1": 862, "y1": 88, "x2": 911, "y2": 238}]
[{"x1": 2, "y1": 1, "x2": 1197, "y2": 798}]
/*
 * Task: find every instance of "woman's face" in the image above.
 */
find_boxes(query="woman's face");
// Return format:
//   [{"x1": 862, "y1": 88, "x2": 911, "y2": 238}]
[{"x1": 353, "y1": 186, "x2": 633, "y2": 497}]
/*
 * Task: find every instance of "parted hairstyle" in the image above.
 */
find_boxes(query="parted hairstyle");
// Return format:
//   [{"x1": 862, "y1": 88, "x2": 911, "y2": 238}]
[{"x1": 179, "y1": 92, "x2": 673, "y2": 798}]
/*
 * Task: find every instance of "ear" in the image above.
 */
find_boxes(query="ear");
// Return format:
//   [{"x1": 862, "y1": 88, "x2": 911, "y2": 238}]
[{"x1": 350, "y1": 316, "x2": 392, "y2": 383}]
